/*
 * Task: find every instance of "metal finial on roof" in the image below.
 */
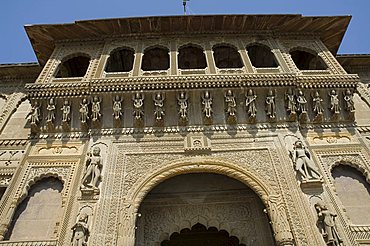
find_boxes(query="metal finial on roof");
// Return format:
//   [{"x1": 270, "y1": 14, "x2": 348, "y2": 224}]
[{"x1": 183, "y1": 0, "x2": 190, "y2": 15}]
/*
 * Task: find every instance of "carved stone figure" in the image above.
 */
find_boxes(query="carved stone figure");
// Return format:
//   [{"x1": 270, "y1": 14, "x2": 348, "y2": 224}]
[
  {"x1": 81, "y1": 146, "x2": 103, "y2": 190},
  {"x1": 91, "y1": 96, "x2": 101, "y2": 122},
  {"x1": 153, "y1": 92, "x2": 165, "y2": 121},
  {"x1": 177, "y1": 91, "x2": 188, "y2": 120},
  {"x1": 80, "y1": 99, "x2": 89, "y2": 124},
  {"x1": 133, "y1": 92, "x2": 144, "y2": 120},
  {"x1": 312, "y1": 91, "x2": 324, "y2": 116},
  {"x1": 46, "y1": 98, "x2": 56, "y2": 123},
  {"x1": 265, "y1": 89, "x2": 276, "y2": 119},
  {"x1": 315, "y1": 202, "x2": 343, "y2": 245},
  {"x1": 112, "y1": 95, "x2": 122, "y2": 120},
  {"x1": 285, "y1": 88, "x2": 296, "y2": 115},
  {"x1": 71, "y1": 213, "x2": 89, "y2": 246},
  {"x1": 290, "y1": 140, "x2": 321, "y2": 181},
  {"x1": 28, "y1": 101, "x2": 40, "y2": 125},
  {"x1": 296, "y1": 90, "x2": 307, "y2": 114},
  {"x1": 245, "y1": 89, "x2": 257, "y2": 118},
  {"x1": 61, "y1": 99, "x2": 71, "y2": 123},
  {"x1": 202, "y1": 91, "x2": 212, "y2": 118},
  {"x1": 329, "y1": 90, "x2": 340, "y2": 115},
  {"x1": 343, "y1": 89, "x2": 355, "y2": 112},
  {"x1": 224, "y1": 90, "x2": 237, "y2": 117}
]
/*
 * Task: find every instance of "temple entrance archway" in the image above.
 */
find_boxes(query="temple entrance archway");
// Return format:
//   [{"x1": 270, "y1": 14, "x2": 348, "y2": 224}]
[{"x1": 134, "y1": 173, "x2": 276, "y2": 246}]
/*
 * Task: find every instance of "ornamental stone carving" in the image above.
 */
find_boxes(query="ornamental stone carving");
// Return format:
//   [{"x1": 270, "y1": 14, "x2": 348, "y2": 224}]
[
  {"x1": 224, "y1": 89, "x2": 237, "y2": 122},
  {"x1": 315, "y1": 202, "x2": 343, "y2": 246},
  {"x1": 79, "y1": 99, "x2": 89, "y2": 124},
  {"x1": 112, "y1": 95, "x2": 122, "y2": 121},
  {"x1": 266, "y1": 89, "x2": 276, "y2": 120},
  {"x1": 91, "y1": 96, "x2": 101, "y2": 123},
  {"x1": 71, "y1": 213, "x2": 90, "y2": 246},
  {"x1": 80, "y1": 146, "x2": 103, "y2": 195},
  {"x1": 61, "y1": 99, "x2": 71, "y2": 124},
  {"x1": 329, "y1": 90, "x2": 340, "y2": 120},
  {"x1": 285, "y1": 88, "x2": 297, "y2": 121},
  {"x1": 46, "y1": 98, "x2": 56, "y2": 124},
  {"x1": 202, "y1": 91, "x2": 212, "y2": 121},
  {"x1": 133, "y1": 92, "x2": 144, "y2": 123},
  {"x1": 296, "y1": 89, "x2": 308, "y2": 122},
  {"x1": 312, "y1": 91, "x2": 324, "y2": 122},
  {"x1": 177, "y1": 91, "x2": 188, "y2": 122},
  {"x1": 153, "y1": 92, "x2": 165, "y2": 122},
  {"x1": 245, "y1": 89, "x2": 257, "y2": 122}
]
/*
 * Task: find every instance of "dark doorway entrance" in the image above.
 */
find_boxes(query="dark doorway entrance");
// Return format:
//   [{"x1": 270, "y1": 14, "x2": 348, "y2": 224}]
[{"x1": 161, "y1": 223, "x2": 245, "y2": 246}]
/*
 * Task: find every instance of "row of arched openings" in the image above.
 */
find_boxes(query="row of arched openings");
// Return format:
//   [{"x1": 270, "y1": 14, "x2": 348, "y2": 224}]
[
  {"x1": 1, "y1": 164, "x2": 367, "y2": 242},
  {"x1": 55, "y1": 44, "x2": 328, "y2": 78}
]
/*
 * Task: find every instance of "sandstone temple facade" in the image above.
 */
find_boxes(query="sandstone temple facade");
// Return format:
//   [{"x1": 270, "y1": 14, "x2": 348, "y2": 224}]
[{"x1": 0, "y1": 14, "x2": 370, "y2": 246}]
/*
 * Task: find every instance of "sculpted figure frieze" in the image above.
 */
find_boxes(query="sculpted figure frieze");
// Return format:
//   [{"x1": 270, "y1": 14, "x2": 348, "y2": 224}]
[
  {"x1": 312, "y1": 91, "x2": 324, "y2": 121},
  {"x1": 80, "y1": 146, "x2": 103, "y2": 192},
  {"x1": 133, "y1": 92, "x2": 144, "y2": 121},
  {"x1": 91, "y1": 96, "x2": 101, "y2": 122},
  {"x1": 265, "y1": 89, "x2": 276, "y2": 120},
  {"x1": 343, "y1": 89, "x2": 355, "y2": 112},
  {"x1": 71, "y1": 213, "x2": 90, "y2": 246},
  {"x1": 224, "y1": 89, "x2": 237, "y2": 118},
  {"x1": 245, "y1": 89, "x2": 257, "y2": 121},
  {"x1": 329, "y1": 90, "x2": 340, "y2": 118},
  {"x1": 80, "y1": 98, "x2": 89, "y2": 124},
  {"x1": 113, "y1": 95, "x2": 123, "y2": 120},
  {"x1": 153, "y1": 92, "x2": 165, "y2": 121},
  {"x1": 177, "y1": 91, "x2": 188, "y2": 121},
  {"x1": 202, "y1": 91, "x2": 213, "y2": 119},
  {"x1": 290, "y1": 140, "x2": 322, "y2": 182},
  {"x1": 285, "y1": 88, "x2": 296, "y2": 120},
  {"x1": 61, "y1": 99, "x2": 71, "y2": 123},
  {"x1": 46, "y1": 98, "x2": 56, "y2": 123},
  {"x1": 28, "y1": 101, "x2": 41, "y2": 126},
  {"x1": 315, "y1": 202, "x2": 343, "y2": 246}
]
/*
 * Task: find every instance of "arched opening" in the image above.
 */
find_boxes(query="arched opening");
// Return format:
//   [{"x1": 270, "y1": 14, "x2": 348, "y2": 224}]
[
  {"x1": 4, "y1": 177, "x2": 64, "y2": 241},
  {"x1": 105, "y1": 48, "x2": 135, "y2": 72},
  {"x1": 161, "y1": 223, "x2": 246, "y2": 246},
  {"x1": 55, "y1": 55, "x2": 90, "y2": 78},
  {"x1": 290, "y1": 49, "x2": 327, "y2": 70},
  {"x1": 213, "y1": 45, "x2": 243, "y2": 69},
  {"x1": 135, "y1": 173, "x2": 275, "y2": 245},
  {"x1": 247, "y1": 44, "x2": 277, "y2": 68},
  {"x1": 142, "y1": 47, "x2": 170, "y2": 71},
  {"x1": 332, "y1": 165, "x2": 370, "y2": 225},
  {"x1": 178, "y1": 45, "x2": 207, "y2": 69}
]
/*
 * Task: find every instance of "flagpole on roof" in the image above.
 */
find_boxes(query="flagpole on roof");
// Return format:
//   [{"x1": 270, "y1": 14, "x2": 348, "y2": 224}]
[{"x1": 183, "y1": 0, "x2": 190, "y2": 15}]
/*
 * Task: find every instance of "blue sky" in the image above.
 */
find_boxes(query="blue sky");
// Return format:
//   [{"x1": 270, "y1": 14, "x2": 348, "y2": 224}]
[{"x1": 1, "y1": 0, "x2": 369, "y2": 64}]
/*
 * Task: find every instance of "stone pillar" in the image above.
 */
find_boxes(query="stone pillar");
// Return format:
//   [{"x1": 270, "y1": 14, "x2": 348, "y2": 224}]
[
  {"x1": 116, "y1": 203, "x2": 137, "y2": 246},
  {"x1": 170, "y1": 40, "x2": 178, "y2": 75},
  {"x1": 132, "y1": 43, "x2": 143, "y2": 76},
  {"x1": 204, "y1": 43, "x2": 216, "y2": 74},
  {"x1": 237, "y1": 40, "x2": 254, "y2": 73}
]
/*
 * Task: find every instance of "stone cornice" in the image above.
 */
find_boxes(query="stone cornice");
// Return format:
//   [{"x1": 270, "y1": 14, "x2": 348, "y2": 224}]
[{"x1": 25, "y1": 74, "x2": 359, "y2": 98}]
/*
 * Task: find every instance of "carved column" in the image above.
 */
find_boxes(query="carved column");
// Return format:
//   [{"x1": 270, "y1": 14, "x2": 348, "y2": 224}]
[
  {"x1": 117, "y1": 203, "x2": 137, "y2": 246},
  {"x1": 268, "y1": 195, "x2": 295, "y2": 246}
]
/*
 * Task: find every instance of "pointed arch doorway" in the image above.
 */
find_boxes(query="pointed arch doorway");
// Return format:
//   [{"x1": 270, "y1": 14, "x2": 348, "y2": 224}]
[{"x1": 134, "y1": 173, "x2": 275, "y2": 246}]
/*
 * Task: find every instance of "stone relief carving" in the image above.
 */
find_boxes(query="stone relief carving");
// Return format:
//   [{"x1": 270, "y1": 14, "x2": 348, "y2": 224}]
[
  {"x1": 224, "y1": 89, "x2": 237, "y2": 120},
  {"x1": 312, "y1": 91, "x2": 324, "y2": 122},
  {"x1": 79, "y1": 99, "x2": 89, "y2": 124},
  {"x1": 71, "y1": 213, "x2": 90, "y2": 246},
  {"x1": 265, "y1": 89, "x2": 276, "y2": 120},
  {"x1": 61, "y1": 99, "x2": 71, "y2": 123},
  {"x1": 133, "y1": 92, "x2": 144, "y2": 121},
  {"x1": 290, "y1": 140, "x2": 322, "y2": 182},
  {"x1": 91, "y1": 96, "x2": 101, "y2": 123},
  {"x1": 46, "y1": 98, "x2": 56, "y2": 124},
  {"x1": 201, "y1": 91, "x2": 212, "y2": 120},
  {"x1": 285, "y1": 88, "x2": 296, "y2": 120},
  {"x1": 80, "y1": 146, "x2": 103, "y2": 194},
  {"x1": 296, "y1": 89, "x2": 308, "y2": 122},
  {"x1": 329, "y1": 90, "x2": 340, "y2": 119},
  {"x1": 112, "y1": 95, "x2": 122, "y2": 120},
  {"x1": 153, "y1": 92, "x2": 165, "y2": 122},
  {"x1": 315, "y1": 202, "x2": 343, "y2": 246},
  {"x1": 245, "y1": 89, "x2": 257, "y2": 121},
  {"x1": 27, "y1": 101, "x2": 41, "y2": 130},
  {"x1": 343, "y1": 89, "x2": 355, "y2": 120},
  {"x1": 177, "y1": 91, "x2": 188, "y2": 122}
]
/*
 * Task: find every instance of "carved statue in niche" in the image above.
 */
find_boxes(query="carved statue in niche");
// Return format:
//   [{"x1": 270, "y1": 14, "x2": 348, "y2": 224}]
[
  {"x1": 80, "y1": 146, "x2": 103, "y2": 191},
  {"x1": 265, "y1": 89, "x2": 276, "y2": 119},
  {"x1": 91, "y1": 96, "x2": 101, "y2": 122},
  {"x1": 343, "y1": 89, "x2": 355, "y2": 112},
  {"x1": 153, "y1": 92, "x2": 165, "y2": 121},
  {"x1": 61, "y1": 99, "x2": 71, "y2": 123},
  {"x1": 224, "y1": 90, "x2": 237, "y2": 117},
  {"x1": 290, "y1": 140, "x2": 322, "y2": 181},
  {"x1": 315, "y1": 202, "x2": 343, "y2": 246},
  {"x1": 46, "y1": 98, "x2": 56, "y2": 123},
  {"x1": 245, "y1": 89, "x2": 257, "y2": 120},
  {"x1": 28, "y1": 101, "x2": 40, "y2": 126},
  {"x1": 177, "y1": 91, "x2": 188, "y2": 121},
  {"x1": 133, "y1": 92, "x2": 144, "y2": 121},
  {"x1": 285, "y1": 88, "x2": 296, "y2": 119},
  {"x1": 312, "y1": 91, "x2": 324, "y2": 116},
  {"x1": 79, "y1": 99, "x2": 89, "y2": 124},
  {"x1": 112, "y1": 95, "x2": 122, "y2": 120},
  {"x1": 296, "y1": 90, "x2": 307, "y2": 114},
  {"x1": 202, "y1": 91, "x2": 213, "y2": 118},
  {"x1": 71, "y1": 213, "x2": 89, "y2": 246},
  {"x1": 329, "y1": 90, "x2": 340, "y2": 115}
]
